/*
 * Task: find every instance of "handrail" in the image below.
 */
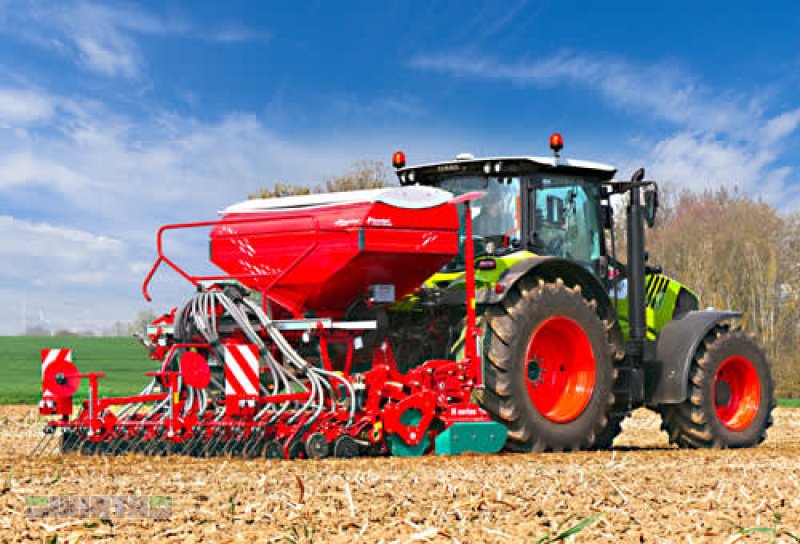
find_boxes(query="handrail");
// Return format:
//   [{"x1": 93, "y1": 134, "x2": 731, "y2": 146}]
[{"x1": 142, "y1": 214, "x2": 321, "y2": 304}]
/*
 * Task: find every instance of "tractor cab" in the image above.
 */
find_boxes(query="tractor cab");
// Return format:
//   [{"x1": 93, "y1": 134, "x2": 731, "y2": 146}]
[{"x1": 392, "y1": 137, "x2": 617, "y2": 284}]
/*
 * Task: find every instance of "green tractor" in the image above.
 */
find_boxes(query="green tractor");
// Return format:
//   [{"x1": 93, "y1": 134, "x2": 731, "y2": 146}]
[{"x1": 386, "y1": 134, "x2": 775, "y2": 452}]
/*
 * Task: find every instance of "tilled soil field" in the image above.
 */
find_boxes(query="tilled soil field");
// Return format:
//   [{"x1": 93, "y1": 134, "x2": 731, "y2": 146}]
[{"x1": 1, "y1": 406, "x2": 798, "y2": 543}]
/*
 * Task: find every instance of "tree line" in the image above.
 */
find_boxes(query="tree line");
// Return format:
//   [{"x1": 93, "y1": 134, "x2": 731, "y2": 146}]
[{"x1": 24, "y1": 309, "x2": 158, "y2": 338}]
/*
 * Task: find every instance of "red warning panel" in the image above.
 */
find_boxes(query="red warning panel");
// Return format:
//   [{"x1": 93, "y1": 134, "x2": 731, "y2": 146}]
[
  {"x1": 224, "y1": 344, "x2": 260, "y2": 397},
  {"x1": 41, "y1": 348, "x2": 79, "y2": 398}
]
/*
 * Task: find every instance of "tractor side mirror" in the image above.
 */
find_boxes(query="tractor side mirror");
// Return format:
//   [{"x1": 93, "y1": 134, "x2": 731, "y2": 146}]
[{"x1": 644, "y1": 188, "x2": 658, "y2": 228}]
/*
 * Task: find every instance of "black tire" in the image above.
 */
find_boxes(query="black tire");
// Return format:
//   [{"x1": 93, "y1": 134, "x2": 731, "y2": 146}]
[
  {"x1": 482, "y1": 277, "x2": 616, "y2": 452},
  {"x1": 241, "y1": 436, "x2": 263, "y2": 458},
  {"x1": 332, "y1": 435, "x2": 359, "y2": 458},
  {"x1": 590, "y1": 412, "x2": 626, "y2": 450},
  {"x1": 659, "y1": 327, "x2": 775, "y2": 448},
  {"x1": 287, "y1": 440, "x2": 305, "y2": 460},
  {"x1": 264, "y1": 440, "x2": 283, "y2": 459},
  {"x1": 305, "y1": 433, "x2": 330, "y2": 459}
]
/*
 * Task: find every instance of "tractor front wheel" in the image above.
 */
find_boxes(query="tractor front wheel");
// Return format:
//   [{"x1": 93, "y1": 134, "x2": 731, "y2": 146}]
[
  {"x1": 660, "y1": 327, "x2": 775, "y2": 448},
  {"x1": 482, "y1": 278, "x2": 617, "y2": 452}
]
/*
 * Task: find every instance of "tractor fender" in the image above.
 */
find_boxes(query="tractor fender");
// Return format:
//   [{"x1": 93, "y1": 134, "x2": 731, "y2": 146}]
[
  {"x1": 478, "y1": 256, "x2": 624, "y2": 354},
  {"x1": 646, "y1": 310, "x2": 742, "y2": 405}
]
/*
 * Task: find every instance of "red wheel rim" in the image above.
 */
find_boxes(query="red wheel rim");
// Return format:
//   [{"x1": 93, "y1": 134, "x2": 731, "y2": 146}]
[
  {"x1": 525, "y1": 317, "x2": 596, "y2": 423},
  {"x1": 713, "y1": 356, "x2": 761, "y2": 431}
]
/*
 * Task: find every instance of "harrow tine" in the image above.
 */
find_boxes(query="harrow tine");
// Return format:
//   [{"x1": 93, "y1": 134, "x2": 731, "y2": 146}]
[
  {"x1": 59, "y1": 431, "x2": 80, "y2": 455},
  {"x1": 222, "y1": 439, "x2": 237, "y2": 458},
  {"x1": 106, "y1": 439, "x2": 120, "y2": 455},
  {"x1": 46, "y1": 434, "x2": 62, "y2": 456},
  {"x1": 169, "y1": 440, "x2": 185, "y2": 456},
  {"x1": 78, "y1": 438, "x2": 97, "y2": 456},
  {"x1": 137, "y1": 437, "x2": 154, "y2": 456},
  {"x1": 200, "y1": 435, "x2": 214, "y2": 457},
  {"x1": 30, "y1": 433, "x2": 47, "y2": 456},
  {"x1": 146, "y1": 438, "x2": 166, "y2": 456},
  {"x1": 182, "y1": 433, "x2": 203, "y2": 457},
  {"x1": 124, "y1": 433, "x2": 144, "y2": 455},
  {"x1": 242, "y1": 433, "x2": 262, "y2": 458},
  {"x1": 112, "y1": 436, "x2": 132, "y2": 455},
  {"x1": 105, "y1": 435, "x2": 125, "y2": 456},
  {"x1": 95, "y1": 440, "x2": 110, "y2": 456},
  {"x1": 45, "y1": 436, "x2": 63, "y2": 456},
  {"x1": 203, "y1": 432, "x2": 223, "y2": 458},
  {"x1": 31, "y1": 432, "x2": 53, "y2": 456}
]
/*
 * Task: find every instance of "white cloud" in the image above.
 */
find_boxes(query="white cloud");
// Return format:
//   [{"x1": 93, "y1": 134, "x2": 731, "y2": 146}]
[
  {"x1": 211, "y1": 23, "x2": 264, "y2": 44},
  {"x1": 0, "y1": 152, "x2": 86, "y2": 191},
  {"x1": 0, "y1": 3, "x2": 263, "y2": 78},
  {"x1": 648, "y1": 132, "x2": 771, "y2": 190},
  {"x1": 74, "y1": 34, "x2": 139, "y2": 78},
  {"x1": 0, "y1": 1, "x2": 182, "y2": 78},
  {"x1": 0, "y1": 88, "x2": 54, "y2": 124},
  {"x1": 0, "y1": 215, "x2": 122, "y2": 262},
  {"x1": 763, "y1": 108, "x2": 800, "y2": 145},
  {"x1": 646, "y1": 131, "x2": 800, "y2": 211},
  {"x1": 0, "y1": 215, "x2": 127, "y2": 321},
  {"x1": 326, "y1": 93, "x2": 424, "y2": 119},
  {"x1": 410, "y1": 51, "x2": 762, "y2": 136}
]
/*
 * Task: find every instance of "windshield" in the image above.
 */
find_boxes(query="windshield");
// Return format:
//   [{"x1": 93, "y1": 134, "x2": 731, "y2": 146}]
[{"x1": 439, "y1": 176, "x2": 521, "y2": 246}]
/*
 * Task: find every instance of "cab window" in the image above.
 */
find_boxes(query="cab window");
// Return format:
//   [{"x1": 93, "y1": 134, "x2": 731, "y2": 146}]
[{"x1": 530, "y1": 177, "x2": 601, "y2": 264}]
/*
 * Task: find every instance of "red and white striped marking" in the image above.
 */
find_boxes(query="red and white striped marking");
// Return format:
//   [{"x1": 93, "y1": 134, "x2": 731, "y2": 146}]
[
  {"x1": 41, "y1": 348, "x2": 72, "y2": 398},
  {"x1": 224, "y1": 344, "x2": 260, "y2": 397}
]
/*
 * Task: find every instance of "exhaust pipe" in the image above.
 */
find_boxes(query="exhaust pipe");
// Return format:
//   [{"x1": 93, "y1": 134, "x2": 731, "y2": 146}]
[{"x1": 626, "y1": 168, "x2": 647, "y2": 366}]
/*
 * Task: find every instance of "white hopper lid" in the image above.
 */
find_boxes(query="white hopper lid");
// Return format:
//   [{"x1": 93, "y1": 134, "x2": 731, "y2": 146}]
[{"x1": 220, "y1": 185, "x2": 455, "y2": 214}]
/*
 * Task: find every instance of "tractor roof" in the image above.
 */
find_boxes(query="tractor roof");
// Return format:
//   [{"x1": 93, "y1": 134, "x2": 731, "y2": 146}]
[{"x1": 396, "y1": 155, "x2": 617, "y2": 183}]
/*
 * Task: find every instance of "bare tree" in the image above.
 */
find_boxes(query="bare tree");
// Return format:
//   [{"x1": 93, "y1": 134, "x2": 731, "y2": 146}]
[
  {"x1": 323, "y1": 160, "x2": 391, "y2": 192},
  {"x1": 248, "y1": 182, "x2": 312, "y2": 200},
  {"x1": 127, "y1": 309, "x2": 158, "y2": 336},
  {"x1": 248, "y1": 160, "x2": 393, "y2": 200}
]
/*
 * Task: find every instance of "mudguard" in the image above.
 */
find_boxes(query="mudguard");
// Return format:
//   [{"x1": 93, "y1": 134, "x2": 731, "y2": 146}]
[
  {"x1": 477, "y1": 256, "x2": 625, "y2": 354},
  {"x1": 646, "y1": 310, "x2": 742, "y2": 405}
]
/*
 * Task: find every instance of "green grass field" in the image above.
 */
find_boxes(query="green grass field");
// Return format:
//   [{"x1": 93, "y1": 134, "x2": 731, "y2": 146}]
[
  {"x1": 2, "y1": 336, "x2": 798, "y2": 407},
  {"x1": 0, "y1": 336, "x2": 155, "y2": 404}
]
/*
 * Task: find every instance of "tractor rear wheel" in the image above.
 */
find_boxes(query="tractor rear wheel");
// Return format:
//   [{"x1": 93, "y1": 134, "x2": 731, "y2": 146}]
[
  {"x1": 482, "y1": 278, "x2": 616, "y2": 452},
  {"x1": 660, "y1": 327, "x2": 775, "y2": 448},
  {"x1": 590, "y1": 411, "x2": 627, "y2": 450}
]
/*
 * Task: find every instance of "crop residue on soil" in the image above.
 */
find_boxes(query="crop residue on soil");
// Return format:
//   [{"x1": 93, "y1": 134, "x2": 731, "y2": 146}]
[{"x1": 1, "y1": 406, "x2": 798, "y2": 543}]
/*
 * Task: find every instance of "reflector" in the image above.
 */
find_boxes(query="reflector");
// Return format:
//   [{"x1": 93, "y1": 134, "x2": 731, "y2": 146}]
[{"x1": 43, "y1": 359, "x2": 80, "y2": 398}]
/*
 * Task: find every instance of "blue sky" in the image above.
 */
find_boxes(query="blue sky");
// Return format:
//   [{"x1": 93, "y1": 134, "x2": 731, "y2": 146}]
[{"x1": 1, "y1": 1, "x2": 799, "y2": 334}]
